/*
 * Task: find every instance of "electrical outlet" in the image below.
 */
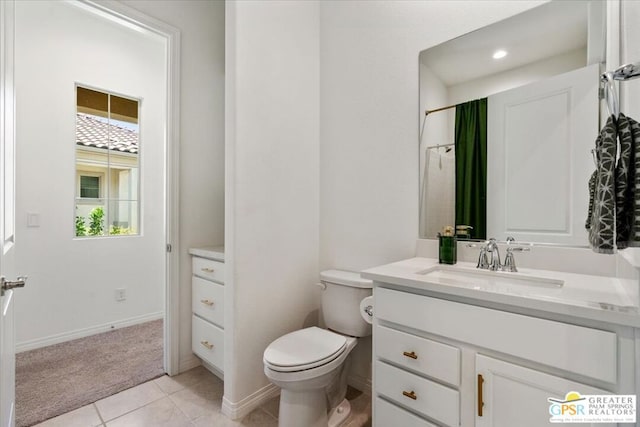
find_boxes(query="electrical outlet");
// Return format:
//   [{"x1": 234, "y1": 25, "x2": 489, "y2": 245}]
[{"x1": 115, "y1": 288, "x2": 126, "y2": 301}]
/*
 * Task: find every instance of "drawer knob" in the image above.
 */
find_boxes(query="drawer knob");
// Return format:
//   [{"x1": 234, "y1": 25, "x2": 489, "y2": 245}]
[
  {"x1": 200, "y1": 340, "x2": 214, "y2": 350},
  {"x1": 402, "y1": 390, "x2": 417, "y2": 400},
  {"x1": 403, "y1": 351, "x2": 418, "y2": 360},
  {"x1": 201, "y1": 267, "x2": 215, "y2": 273},
  {"x1": 200, "y1": 299, "x2": 214, "y2": 306}
]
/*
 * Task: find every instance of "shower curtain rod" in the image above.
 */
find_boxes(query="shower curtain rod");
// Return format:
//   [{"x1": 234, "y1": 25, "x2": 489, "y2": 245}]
[
  {"x1": 424, "y1": 104, "x2": 456, "y2": 116},
  {"x1": 425, "y1": 142, "x2": 454, "y2": 150}
]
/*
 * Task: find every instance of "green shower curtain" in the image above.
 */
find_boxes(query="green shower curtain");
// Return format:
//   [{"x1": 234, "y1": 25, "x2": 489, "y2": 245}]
[{"x1": 455, "y1": 98, "x2": 487, "y2": 240}]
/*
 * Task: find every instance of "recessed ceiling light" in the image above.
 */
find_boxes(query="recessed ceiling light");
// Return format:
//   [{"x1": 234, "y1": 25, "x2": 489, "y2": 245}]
[{"x1": 493, "y1": 50, "x2": 507, "y2": 60}]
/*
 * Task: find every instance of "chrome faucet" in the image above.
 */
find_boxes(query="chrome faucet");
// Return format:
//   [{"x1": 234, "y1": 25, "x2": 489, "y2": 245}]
[
  {"x1": 482, "y1": 238, "x2": 501, "y2": 271},
  {"x1": 475, "y1": 237, "x2": 530, "y2": 272}
]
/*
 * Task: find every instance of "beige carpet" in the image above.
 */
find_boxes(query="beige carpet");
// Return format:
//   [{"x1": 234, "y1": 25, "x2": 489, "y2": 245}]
[{"x1": 16, "y1": 319, "x2": 164, "y2": 427}]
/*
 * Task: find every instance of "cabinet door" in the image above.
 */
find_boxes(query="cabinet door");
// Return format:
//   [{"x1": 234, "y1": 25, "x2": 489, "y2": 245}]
[{"x1": 476, "y1": 355, "x2": 614, "y2": 427}]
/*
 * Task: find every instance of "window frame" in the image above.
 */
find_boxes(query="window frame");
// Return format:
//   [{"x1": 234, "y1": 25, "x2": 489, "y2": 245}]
[{"x1": 74, "y1": 84, "x2": 141, "y2": 238}]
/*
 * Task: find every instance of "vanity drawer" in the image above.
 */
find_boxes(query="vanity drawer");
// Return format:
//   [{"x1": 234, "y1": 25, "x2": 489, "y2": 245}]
[
  {"x1": 192, "y1": 277, "x2": 224, "y2": 328},
  {"x1": 376, "y1": 287, "x2": 617, "y2": 383},
  {"x1": 192, "y1": 314, "x2": 224, "y2": 371},
  {"x1": 192, "y1": 257, "x2": 224, "y2": 283},
  {"x1": 375, "y1": 361, "x2": 459, "y2": 427},
  {"x1": 375, "y1": 397, "x2": 437, "y2": 427},
  {"x1": 375, "y1": 325, "x2": 459, "y2": 387}
]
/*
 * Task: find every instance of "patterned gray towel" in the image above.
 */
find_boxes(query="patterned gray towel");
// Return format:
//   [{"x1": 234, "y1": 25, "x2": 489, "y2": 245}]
[
  {"x1": 588, "y1": 116, "x2": 617, "y2": 254},
  {"x1": 615, "y1": 114, "x2": 640, "y2": 248}
]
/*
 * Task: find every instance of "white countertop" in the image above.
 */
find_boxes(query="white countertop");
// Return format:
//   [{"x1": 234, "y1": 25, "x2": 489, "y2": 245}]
[
  {"x1": 362, "y1": 257, "x2": 640, "y2": 328},
  {"x1": 189, "y1": 246, "x2": 225, "y2": 261}
]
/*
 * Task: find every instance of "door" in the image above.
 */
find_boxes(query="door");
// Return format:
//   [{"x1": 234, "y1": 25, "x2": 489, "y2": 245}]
[
  {"x1": 487, "y1": 63, "x2": 600, "y2": 245},
  {"x1": 13, "y1": 1, "x2": 165, "y2": 355},
  {"x1": 1, "y1": 1, "x2": 22, "y2": 425},
  {"x1": 476, "y1": 354, "x2": 613, "y2": 427}
]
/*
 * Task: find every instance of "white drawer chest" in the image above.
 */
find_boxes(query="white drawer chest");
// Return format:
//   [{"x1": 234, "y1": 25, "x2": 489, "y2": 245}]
[{"x1": 189, "y1": 246, "x2": 225, "y2": 377}]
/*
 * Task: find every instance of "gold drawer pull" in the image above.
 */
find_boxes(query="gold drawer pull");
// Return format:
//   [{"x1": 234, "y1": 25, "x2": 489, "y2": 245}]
[
  {"x1": 478, "y1": 374, "x2": 484, "y2": 416},
  {"x1": 200, "y1": 340, "x2": 214, "y2": 350},
  {"x1": 201, "y1": 267, "x2": 215, "y2": 273},
  {"x1": 403, "y1": 351, "x2": 418, "y2": 360},
  {"x1": 402, "y1": 390, "x2": 417, "y2": 400},
  {"x1": 200, "y1": 299, "x2": 214, "y2": 306}
]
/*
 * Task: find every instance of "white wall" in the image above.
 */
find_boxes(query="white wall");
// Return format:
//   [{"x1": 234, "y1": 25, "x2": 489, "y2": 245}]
[
  {"x1": 615, "y1": 0, "x2": 640, "y2": 303},
  {"x1": 621, "y1": 0, "x2": 640, "y2": 119},
  {"x1": 225, "y1": 0, "x2": 320, "y2": 411},
  {"x1": 14, "y1": 1, "x2": 166, "y2": 350},
  {"x1": 318, "y1": 1, "x2": 546, "y2": 273},
  {"x1": 119, "y1": 0, "x2": 226, "y2": 372},
  {"x1": 318, "y1": 0, "x2": 548, "y2": 396}
]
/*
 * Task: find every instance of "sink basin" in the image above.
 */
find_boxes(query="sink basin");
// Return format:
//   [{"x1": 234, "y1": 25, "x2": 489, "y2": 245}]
[{"x1": 416, "y1": 265, "x2": 564, "y2": 291}]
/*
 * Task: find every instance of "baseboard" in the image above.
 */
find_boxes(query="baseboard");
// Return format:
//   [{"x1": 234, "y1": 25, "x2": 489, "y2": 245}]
[
  {"x1": 178, "y1": 353, "x2": 202, "y2": 374},
  {"x1": 348, "y1": 373, "x2": 372, "y2": 396},
  {"x1": 16, "y1": 312, "x2": 164, "y2": 353},
  {"x1": 221, "y1": 383, "x2": 280, "y2": 420},
  {"x1": 201, "y1": 359, "x2": 224, "y2": 381}
]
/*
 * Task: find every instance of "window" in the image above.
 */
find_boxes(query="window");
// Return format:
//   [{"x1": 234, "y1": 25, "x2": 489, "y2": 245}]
[
  {"x1": 75, "y1": 86, "x2": 140, "y2": 237},
  {"x1": 79, "y1": 175, "x2": 101, "y2": 199}
]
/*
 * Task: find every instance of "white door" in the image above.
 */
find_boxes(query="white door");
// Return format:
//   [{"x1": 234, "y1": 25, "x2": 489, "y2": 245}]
[
  {"x1": 476, "y1": 354, "x2": 613, "y2": 427},
  {"x1": 1, "y1": 1, "x2": 23, "y2": 425},
  {"x1": 487, "y1": 63, "x2": 599, "y2": 245}
]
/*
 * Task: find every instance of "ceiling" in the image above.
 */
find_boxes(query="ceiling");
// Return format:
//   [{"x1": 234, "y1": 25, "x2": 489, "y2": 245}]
[{"x1": 420, "y1": 1, "x2": 593, "y2": 87}]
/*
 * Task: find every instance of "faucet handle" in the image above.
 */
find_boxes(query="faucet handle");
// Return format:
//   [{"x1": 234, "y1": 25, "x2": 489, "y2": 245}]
[
  {"x1": 502, "y1": 250, "x2": 518, "y2": 272},
  {"x1": 502, "y1": 246, "x2": 530, "y2": 272},
  {"x1": 476, "y1": 247, "x2": 490, "y2": 269},
  {"x1": 506, "y1": 246, "x2": 530, "y2": 253}
]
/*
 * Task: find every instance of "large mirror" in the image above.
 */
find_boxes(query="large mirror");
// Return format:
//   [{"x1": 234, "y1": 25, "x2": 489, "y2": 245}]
[{"x1": 419, "y1": 0, "x2": 606, "y2": 246}]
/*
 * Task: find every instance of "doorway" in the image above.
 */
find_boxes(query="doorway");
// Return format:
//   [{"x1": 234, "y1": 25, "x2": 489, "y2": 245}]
[{"x1": 11, "y1": 0, "x2": 179, "y2": 424}]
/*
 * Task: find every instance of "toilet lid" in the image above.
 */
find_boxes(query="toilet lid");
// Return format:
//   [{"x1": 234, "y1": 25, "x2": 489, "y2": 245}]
[{"x1": 263, "y1": 327, "x2": 347, "y2": 372}]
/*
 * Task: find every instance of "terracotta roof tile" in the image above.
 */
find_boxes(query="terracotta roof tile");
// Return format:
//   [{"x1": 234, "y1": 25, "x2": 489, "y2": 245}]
[{"x1": 76, "y1": 113, "x2": 139, "y2": 154}]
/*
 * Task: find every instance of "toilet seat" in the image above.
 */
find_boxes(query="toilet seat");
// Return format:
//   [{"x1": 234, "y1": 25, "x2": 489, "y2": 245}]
[{"x1": 263, "y1": 327, "x2": 347, "y2": 372}]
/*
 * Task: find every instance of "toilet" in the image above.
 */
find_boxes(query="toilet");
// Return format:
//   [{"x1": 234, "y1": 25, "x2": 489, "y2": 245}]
[{"x1": 263, "y1": 270, "x2": 373, "y2": 427}]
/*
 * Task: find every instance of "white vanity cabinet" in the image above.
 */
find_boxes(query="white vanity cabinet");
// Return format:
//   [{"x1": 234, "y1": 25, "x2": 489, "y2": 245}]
[
  {"x1": 189, "y1": 246, "x2": 225, "y2": 376},
  {"x1": 475, "y1": 355, "x2": 611, "y2": 427},
  {"x1": 372, "y1": 286, "x2": 633, "y2": 427}
]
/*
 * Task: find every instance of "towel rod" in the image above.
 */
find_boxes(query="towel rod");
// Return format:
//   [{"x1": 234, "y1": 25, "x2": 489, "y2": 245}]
[
  {"x1": 602, "y1": 62, "x2": 640, "y2": 82},
  {"x1": 601, "y1": 61, "x2": 640, "y2": 119}
]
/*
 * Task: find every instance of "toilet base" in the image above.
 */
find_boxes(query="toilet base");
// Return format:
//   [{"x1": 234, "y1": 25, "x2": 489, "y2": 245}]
[
  {"x1": 278, "y1": 388, "x2": 327, "y2": 427},
  {"x1": 277, "y1": 391, "x2": 351, "y2": 427},
  {"x1": 328, "y1": 398, "x2": 351, "y2": 427}
]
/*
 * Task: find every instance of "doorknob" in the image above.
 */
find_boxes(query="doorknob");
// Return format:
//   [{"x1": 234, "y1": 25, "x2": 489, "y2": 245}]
[{"x1": 1, "y1": 276, "x2": 27, "y2": 295}]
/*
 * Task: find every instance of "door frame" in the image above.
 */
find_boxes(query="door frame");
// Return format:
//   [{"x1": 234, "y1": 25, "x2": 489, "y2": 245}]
[
  {"x1": 79, "y1": 0, "x2": 182, "y2": 376},
  {"x1": 4, "y1": 0, "x2": 182, "y2": 375},
  {"x1": 0, "y1": 1, "x2": 17, "y2": 424}
]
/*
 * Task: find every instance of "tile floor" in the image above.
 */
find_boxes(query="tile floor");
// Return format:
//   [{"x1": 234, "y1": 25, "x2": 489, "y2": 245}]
[{"x1": 34, "y1": 366, "x2": 372, "y2": 427}]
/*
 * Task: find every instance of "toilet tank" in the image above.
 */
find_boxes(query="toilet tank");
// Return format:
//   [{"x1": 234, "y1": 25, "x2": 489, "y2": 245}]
[{"x1": 320, "y1": 270, "x2": 372, "y2": 337}]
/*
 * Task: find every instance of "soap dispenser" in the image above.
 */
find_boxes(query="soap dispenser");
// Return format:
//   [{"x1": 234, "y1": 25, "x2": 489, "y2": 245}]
[{"x1": 438, "y1": 225, "x2": 457, "y2": 265}]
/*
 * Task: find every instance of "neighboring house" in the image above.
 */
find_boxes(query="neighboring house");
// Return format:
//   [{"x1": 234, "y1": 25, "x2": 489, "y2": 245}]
[{"x1": 75, "y1": 112, "x2": 139, "y2": 235}]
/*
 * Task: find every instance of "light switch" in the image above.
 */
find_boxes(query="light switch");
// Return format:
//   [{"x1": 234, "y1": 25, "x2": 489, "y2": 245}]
[{"x1": 27, "y1": 213, "x2": 40, "y2": 228}]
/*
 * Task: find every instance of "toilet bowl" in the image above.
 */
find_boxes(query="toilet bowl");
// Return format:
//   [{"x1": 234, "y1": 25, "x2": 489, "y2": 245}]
[{"x1": 263, "y1": 270, "x2": 372, "y2": 427}]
